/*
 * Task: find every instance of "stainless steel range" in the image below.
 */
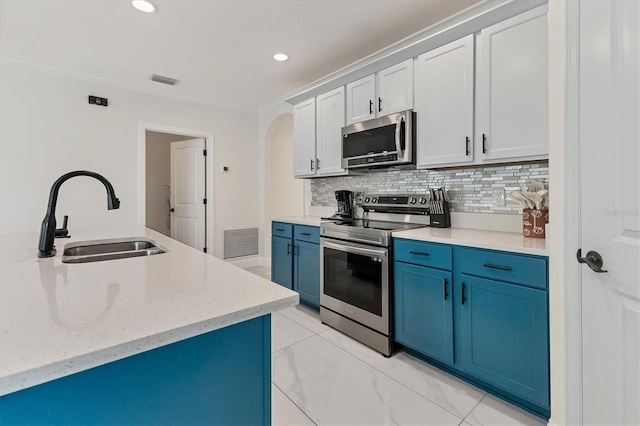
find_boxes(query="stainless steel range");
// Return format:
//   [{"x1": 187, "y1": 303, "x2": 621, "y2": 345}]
[{"x1": 320, "y1": 194, "x2": 431, "y2": 356}]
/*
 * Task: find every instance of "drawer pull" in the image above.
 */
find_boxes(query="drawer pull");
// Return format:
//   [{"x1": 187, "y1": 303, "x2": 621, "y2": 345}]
[
  {"x1": 300, "y1": 232, "x2": 311, "y2": 236},
  {"x1": 483, "y1": 263, "x2": 512, "y2": 271},
  {"x1": 409, "y1": 251, "x2": 430, "y2": 256},
  {"x1": 275, "y1": 228, "x2": 285, "y2": 232},
  {"x1": 461, "y1": 282, "x2": 466, "y2": 305},
  {"x1": 443, "y1": 279, "x2": 448, "y2": 301}
]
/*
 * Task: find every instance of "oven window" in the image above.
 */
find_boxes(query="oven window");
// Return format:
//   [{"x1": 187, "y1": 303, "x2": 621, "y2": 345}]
[
  {"x1": 323, "y1": 246, "x2": 382, "y2": 316},
  {"x1": 343, "y1": 123, "x2": 397, "y2": 158}
]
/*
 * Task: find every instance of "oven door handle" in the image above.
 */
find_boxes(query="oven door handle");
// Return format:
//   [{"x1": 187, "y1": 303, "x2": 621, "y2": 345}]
[
  {"x1": 395, "y1": 115, "x2": 404, "y2": 153},
  {"x1": 322, "y1": 239, "x2": 387, "y2": 258}
]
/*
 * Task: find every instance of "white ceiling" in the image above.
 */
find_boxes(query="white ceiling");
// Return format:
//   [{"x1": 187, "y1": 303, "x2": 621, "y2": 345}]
[{"x1": 0, "y1": 0, "x2": 481, "y2": 111}]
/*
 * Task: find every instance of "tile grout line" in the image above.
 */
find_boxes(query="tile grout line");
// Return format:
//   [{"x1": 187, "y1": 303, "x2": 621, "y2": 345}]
[
  {"x1": 271, "y1": 380, "x2": 318, "y2": 426},
  {"x1": 315, "y1": 330, "x2": 465, "y2": 424}
]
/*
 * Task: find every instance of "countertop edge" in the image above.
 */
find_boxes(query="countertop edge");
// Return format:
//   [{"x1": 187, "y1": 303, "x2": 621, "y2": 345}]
[
  {"x1": 0, "y1": 294, "x2": 298, "y2": 396},
  {"x1": 392, "y1": 229, "x2": 549, "y2": 257}
]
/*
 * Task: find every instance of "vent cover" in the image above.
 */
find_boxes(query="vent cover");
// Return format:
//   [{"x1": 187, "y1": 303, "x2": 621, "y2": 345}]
[
  {"x1": 224, "y1": 228, "x2": 259, "y2": 259},
  {"x1": 150, "y1": 74, "x2": 179, "y2": 85}
]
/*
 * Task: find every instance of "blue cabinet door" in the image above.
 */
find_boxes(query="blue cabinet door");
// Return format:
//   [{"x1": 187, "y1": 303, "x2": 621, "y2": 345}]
[
  {"x1": 271, "y1": 235, "x2": 293, "y2": 289},
  {"x1": 294, "y1": 240, "x2": 320, "y2": 308},
  {"x1": 455, "y1": 274, "x2": 549, "y2": 409},
  {"x1": 395, "y1": 262, "x2": 454, "y2": 364}
]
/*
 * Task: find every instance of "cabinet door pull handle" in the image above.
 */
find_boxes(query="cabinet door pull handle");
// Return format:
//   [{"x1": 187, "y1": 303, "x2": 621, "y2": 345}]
[
  {"x1": 378, "y1": 97, "x2": 382, "y2": 112},
  {"x1": 275, "y1": 228, "x2": 285, "y2": 232},
  {"x1": 310, "y1": 159, "x2": 314, "y2": 171},
  {"x1": 286, "y1": 243, "x2": 291, "y2": 255},
  {"x1": 461, "y1": 282, "x2": 466, "y2": 305},
  {"x1": 300, "y1": 232, "x2": 311, "y2": 236},
  {"x1": 482, "y1": 134, "x2": 487, "y2": 154},
  {"x1": 369, "y1": 100, "x2": 373, "y2": 115},
  {"x1": 465, "y1": 137, "x2": 470, "y2": 156},
  {"x1": 483, "y1": 263, "x2": 512, "y2": 271},
  {"x1": 409, "y1": 251, "x2": 429, "y2": 256},
  {"x1": 443, "y1": 279, "x2": 448, "y2": 301},
  {"x1": 316, "y1": 158, "x2": 320, "y2": 170}
]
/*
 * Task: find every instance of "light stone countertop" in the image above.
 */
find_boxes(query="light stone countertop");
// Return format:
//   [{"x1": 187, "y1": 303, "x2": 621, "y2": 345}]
[
  {"x1": 271, "y1": 216, "x2": 327, "y2": 226},
  {"x1": 0, "y1": 227, "x2": 298, "y2": 396},
  {"x1": 392, "y1": 227, "x2": 548, "y2": 256}
]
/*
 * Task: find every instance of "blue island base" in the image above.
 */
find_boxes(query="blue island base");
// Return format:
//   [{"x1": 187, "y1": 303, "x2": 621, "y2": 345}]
[{"x1": 0, "y1": 315, "x2": 272, "y2": 425}]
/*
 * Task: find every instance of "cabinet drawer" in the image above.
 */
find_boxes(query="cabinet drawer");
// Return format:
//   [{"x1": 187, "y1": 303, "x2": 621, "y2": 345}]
[
  {"x1": 394, "y1": 239, "x2": 452, "y2": 270},
  {"x1": 454, "y1": 247, "x2": 547, "y2": 289},
  {"x1": 272, "y1": 222, "x2": 293, "y2": 239},
  {"x1": 294, "y1": 225, "x2": 320, "y2": 244}
]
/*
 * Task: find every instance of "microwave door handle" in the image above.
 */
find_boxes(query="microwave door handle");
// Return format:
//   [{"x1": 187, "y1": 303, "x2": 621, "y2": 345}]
[
  {"x1": 395, "y1": 116, "x2": 404, "y2": 153},
  {"x1": 322, "y1": 240, "x2": 387, "y2": 258}
]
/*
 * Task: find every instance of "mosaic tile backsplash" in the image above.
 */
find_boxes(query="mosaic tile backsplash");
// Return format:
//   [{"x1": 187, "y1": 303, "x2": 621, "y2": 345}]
[{"x1": 310, "y1": 163, "x2": 549, "y2": 214}]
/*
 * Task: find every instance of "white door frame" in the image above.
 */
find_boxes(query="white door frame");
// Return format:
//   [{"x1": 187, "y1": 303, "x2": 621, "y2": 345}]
[
  {"x1": 139, "y1": 122, "x2": 215, "y2": 256},
  {"x1": 563, "y1": 1, "x2": 583, "y2": 423}
]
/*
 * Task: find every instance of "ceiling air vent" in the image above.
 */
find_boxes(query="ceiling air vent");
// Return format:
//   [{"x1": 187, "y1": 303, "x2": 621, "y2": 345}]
[{"x1": 150, "y1": 74, "x2": 179, "y2": 86}]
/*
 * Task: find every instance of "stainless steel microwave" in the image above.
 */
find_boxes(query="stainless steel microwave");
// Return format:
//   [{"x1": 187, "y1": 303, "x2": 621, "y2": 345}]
[{"x1": 341, "y1": 110, "x2": 416, "y2": 169}]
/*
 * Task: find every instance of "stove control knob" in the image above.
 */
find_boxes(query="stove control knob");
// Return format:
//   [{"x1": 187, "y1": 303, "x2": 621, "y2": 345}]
[
  {"x1": 419, "y1": 197, "x2": 427, "y2": 204},
  {"x1": 372, "y1": 197, "x2": 377, "y2": 203},
  {"x1": 409, "y1": 197, "x2": 417, "y2": 204},
  {"x1": 364, "y1": 197, "x2": 370, "y2": 203}
]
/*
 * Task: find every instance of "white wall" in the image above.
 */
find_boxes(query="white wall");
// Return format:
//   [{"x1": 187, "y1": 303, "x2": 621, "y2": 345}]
[
  {"x1": 0, "y1": 63, "x2": 259, "y2": 258},
  {"x1": 258, "y1": 102, "x2": 304, "y2": 263}
]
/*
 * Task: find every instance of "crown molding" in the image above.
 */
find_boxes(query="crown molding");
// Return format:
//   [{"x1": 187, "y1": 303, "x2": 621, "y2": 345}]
[{"x1": 0, "y1": 52, "x2": 257, "y2": 115}]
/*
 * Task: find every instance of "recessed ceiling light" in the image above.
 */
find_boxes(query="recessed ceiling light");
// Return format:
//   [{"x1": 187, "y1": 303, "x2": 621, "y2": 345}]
[
  {"x1": 132, "y1": 0, "x2": 157, "y2": 13},
  {"x1": 273, "y1": 53, "x2": 289, "y2": 62}
]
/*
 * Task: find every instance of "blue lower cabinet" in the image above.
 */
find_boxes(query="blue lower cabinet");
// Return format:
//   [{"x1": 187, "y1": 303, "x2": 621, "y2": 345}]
[
  {"x1": 393, "y1": 239, "x2": 550, "y2": 418},
  {"x1": 271, "y1": 222, "x2": 320, "y2": 309},
  {"x1": 294, "y1": 240, "x2": 320, "y2": 307},
  {"x1": 272, "y1": 235, "x2": 293, "y2": 289},
  {"x1": 394, "y1": 262, "x2": 454, "y2": 364},
  {"x1": 456, "y1": 274, "x2": 549, "y2": 410},
  {"x1": 0, "y1": 316, "x2": 272, "y2": 425}
]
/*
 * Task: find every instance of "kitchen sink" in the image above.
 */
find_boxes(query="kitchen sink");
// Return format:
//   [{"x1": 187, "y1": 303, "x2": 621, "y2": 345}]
[{"x1": 62, "y1": 237, "x2": 169, "y2": 263}]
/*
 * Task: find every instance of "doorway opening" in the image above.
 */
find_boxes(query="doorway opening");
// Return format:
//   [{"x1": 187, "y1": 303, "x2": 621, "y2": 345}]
[{"x1": 142, "y1": 126, "x2": 213, "y2": 254}]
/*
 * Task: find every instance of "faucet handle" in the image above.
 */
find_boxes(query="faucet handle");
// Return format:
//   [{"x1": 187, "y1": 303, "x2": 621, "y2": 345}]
[{"x1": 55, "y1": 215, "x2": 71, "y2": 238}]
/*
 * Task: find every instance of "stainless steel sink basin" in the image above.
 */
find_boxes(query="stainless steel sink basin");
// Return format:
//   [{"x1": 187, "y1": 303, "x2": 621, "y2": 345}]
[{"x1": 62, "y1": 237, "x2": 169, "y2": 263}]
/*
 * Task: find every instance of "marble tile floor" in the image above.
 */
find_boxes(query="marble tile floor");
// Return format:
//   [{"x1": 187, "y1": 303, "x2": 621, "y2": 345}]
[{"x1": 245, "y1": 265, "x2": 547, "y2": 426}]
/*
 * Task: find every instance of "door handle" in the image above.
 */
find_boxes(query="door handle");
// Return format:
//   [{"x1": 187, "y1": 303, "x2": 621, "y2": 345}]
[
  {"x1": 461, "y1": 282, "x2": 466, "y2": 305},
  {"x1": 482, "y1": 134, "x2": 487, "y2": 154},
  {"x1": 369, "y1": 100, "x2": 373, "y2": 115},
  {"x1": 287, "y1": 243, "x2": 291, "y2": 255},
  {"x1": 443, "y1": 279, "x2": 448, "y2": 301},
  {"x1": 577, "y1": 249, "x2": 608, "y2": 273},
  {"x1": 465, "y1": 137, "x2": 470, "y2": 156},
  {"x1": 310, "y1": 159, "x2": 314, "y2": 171},
  {"x1": 378, "y1": 97, "x2": 382, "y2": 112},
  {"x1": 169, "y1": 208, "x2": 175, "y2": 212}
]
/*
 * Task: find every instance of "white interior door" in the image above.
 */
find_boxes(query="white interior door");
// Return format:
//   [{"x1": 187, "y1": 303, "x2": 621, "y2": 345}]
[
  {"x1": 170, "y1": 138, "x2": 206, "y2": 251},
  {"x1": 579, "y1": 1, "x2": 639, "y2": 424}
]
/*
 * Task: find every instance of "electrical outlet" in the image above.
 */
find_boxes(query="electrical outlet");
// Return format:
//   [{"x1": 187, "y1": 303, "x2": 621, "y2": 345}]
[{"x1": 492, "y1": 188, "x2": 506, "y2": 207}]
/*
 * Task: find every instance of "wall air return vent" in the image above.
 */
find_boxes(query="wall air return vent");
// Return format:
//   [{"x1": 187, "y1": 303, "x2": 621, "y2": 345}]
[
  {"x1": 224, "y1": 228, "x2": 259, "y2": 259},
  {"x1": 150, "y1": 74, "x2": 179, "y2": 86}
]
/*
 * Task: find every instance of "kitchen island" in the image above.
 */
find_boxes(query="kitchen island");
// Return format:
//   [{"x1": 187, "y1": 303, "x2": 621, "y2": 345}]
[{"x1": 0, "y1": 228, "x2": 298, "y2": 425}]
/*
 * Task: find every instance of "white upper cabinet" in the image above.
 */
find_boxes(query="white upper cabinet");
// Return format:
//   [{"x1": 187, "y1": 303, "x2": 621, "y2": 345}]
[
  {"x1": 316, "y1": 87, "x2": 347, "y2": 176},
  {"x1": 345, "y1": 59, "x2": 413, "y2": 125},
  {"x1": 377, "y1": 59, "x2": 414, "y2": 116},
  {"x1": 476, "y1": 5, "x2": 548, "y2": 162},
  {"x1": 345, "y1": 75, "x2": 376, "y2": 125},
  {"x1": 415, "y1": 34, "x2": 475, "y2": 168},
  {"x1": 293, "y1": 88, "x2": 348, "y2": 179},
  {"x1": 293, "y1": 98, "x2": 317, "y2": 178}
]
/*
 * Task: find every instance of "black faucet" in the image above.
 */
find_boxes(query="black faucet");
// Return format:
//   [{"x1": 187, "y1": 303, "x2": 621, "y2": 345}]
[{"x1": 38, "y1": 171, "x2": 120, "y2": 258}]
